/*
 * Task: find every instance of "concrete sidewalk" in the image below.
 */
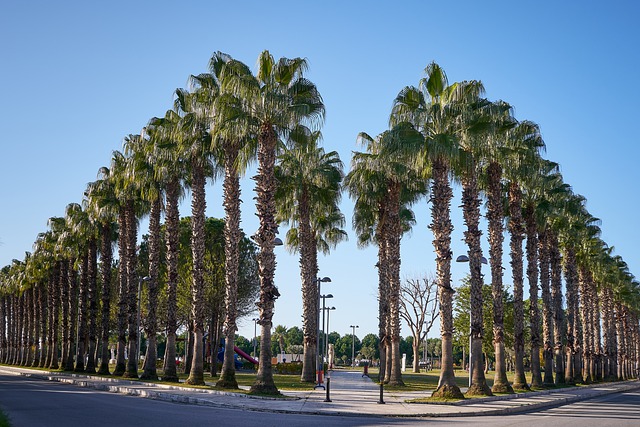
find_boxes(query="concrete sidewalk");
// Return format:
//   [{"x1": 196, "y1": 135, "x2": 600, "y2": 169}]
[{"x1": 1, "y1": 365, "x2": 639, "y2": 418}]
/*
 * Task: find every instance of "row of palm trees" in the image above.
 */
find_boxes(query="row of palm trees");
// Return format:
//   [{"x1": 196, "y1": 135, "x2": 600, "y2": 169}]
[
  {"x1": 0, "y1": 50, "x2": 342, "y2": 395},
  {"x1": 1, "y1": 55, "x2": 639, "y2": 398},
  {"x1": 346, "y1": 62, "x2": 640, "y2": 396}
]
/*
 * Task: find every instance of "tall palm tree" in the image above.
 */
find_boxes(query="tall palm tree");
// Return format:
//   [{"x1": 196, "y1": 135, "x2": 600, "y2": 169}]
[
  {"x1": 390, "y1": 62, "x2": 464, "y2": 398},
  {"x1": 503, "y1": 120, "x2": 545, "y2": 390},
  {"x1": 126, "y1": 127, "x2": 163, "y2": 381},
  {"x1": 85, "y1": 166, "x2": 119, "y2": 375},
  {"x1": 170, "y1": 87, "x2": 218, "y2": 386},
  {"x1": 149, "y1": 109, "x2": 185, "y2": 383},
  {"x1": 275, "y1": 126, "x2": 344, "y2": 383},
  {"x1": 224, "y1": 50, "x2": 324, "y2": 395},
  {"x1": 195, "y1": 52, "x2": 255, "y2": 388}
]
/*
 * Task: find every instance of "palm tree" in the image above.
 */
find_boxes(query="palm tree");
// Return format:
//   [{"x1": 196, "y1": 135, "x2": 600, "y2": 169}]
[
  {"x1": 169, "y1": 86, "x2": 218, "y2": 387},
  {"x1": 390, "y1": 62, "x2": 464, "y2": 398},
  {"x1": 149, "y1": 109, "x2": 185, "y2": 383},
  {"x1": 275, "y1": 126, "x2": 344, "y2": 382},
  {"x1": 126, "y1": 126, "x2": 163, "y2": 381},
  {"x1": 85, "y1": 166, "x2": 119, "y2": 375},
  {"x1": 502, "y1": 120, "x2": 545, "y2": 390},
  {"x1": 194, "y1": 52, "x2": 254, "y2": 388},
  {"x1": 224, "y1": 50, "x2": 324, "y2": 395}
]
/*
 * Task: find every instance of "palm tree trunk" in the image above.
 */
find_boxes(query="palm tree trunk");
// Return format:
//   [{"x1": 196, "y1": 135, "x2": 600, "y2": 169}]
[
  {"x1": 250, "y1": 124, "x2": 280, "y2": 395},
  {"x1": 98, "y1": 222, "x2": 113, "y2": 375},
  {"x1": 298, "y1": 187, "x2": 317, "y2": 383},
  {"x1": 549, "y1": 231, "x2": 565, "y2": 384},
  {"x1": 31, "y1": 286, "x2": 40, "y2": 367},
  {"x1": 377, "y1": 222, "x2": 389, "y2": 384},
  {"x1": 60, "y1": 259, "x2": 70, "y2": 370},
  {"x1": 578, "y1": 265, "x2": 592, "y2": 383},
  {"x1": 462, "y1": 173, "x2": 492, "y2": 396},
  {"x1": 38, "y1": 282, "x2": 48, "y2": 368},
  {"x1": 387, "y1": 181, "x2": 404, "y2": 386},
  {"x1": 162, "y1": 177, "x2": 181, "y2": 383},
  {"x1": 487, "y1": 162, "x2": 512, "y2": 393},
  {"x1": 538, "y1": 229, "x2": 554, "y2": 386},
  {"x1": 563, "y1": 246, "x2": 578, "y2": 384},
  {"x1": 141, "y1": 196, "x2": 161, "y2": 381},
  {"x1": 86, "y1": 237, "x2": 98, "y2": 373},
  {"x1": 508, "y1": 183, "x2": 528, "y2": 390},
  {"x1": 75, "y1": 252, "x2": 88, "y2": 372},
  {"x1": 124, "y1": 199, "x2": 139, "y2": 379},
  {"x1": 186, "y1": 162, "x2": 206, "y2": 386},
  {"x1": 114, "y1": 206, "x2": 128, "y2": 376},
  {"x1": 430, "y1": 159, "x2": 463, "y2": 399},
  {"x1": 219, "y1": 146, "x2": 243, "y2": 388},
  {"x1": 525, "y1": 204, "x2": 542, "y2": 387},
  {"x1": 48, "y1": 262, "x2": 61, "y2": 370}
]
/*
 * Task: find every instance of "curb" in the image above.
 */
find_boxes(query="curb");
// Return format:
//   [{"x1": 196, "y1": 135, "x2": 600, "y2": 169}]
[{"x1": 1, "y1": 366, "x2": 638, "y2": 418}]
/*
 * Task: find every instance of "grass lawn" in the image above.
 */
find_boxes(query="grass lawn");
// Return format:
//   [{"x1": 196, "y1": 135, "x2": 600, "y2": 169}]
[{"x1": 362, "y1": 366, "x2": 573, "y2": 394}]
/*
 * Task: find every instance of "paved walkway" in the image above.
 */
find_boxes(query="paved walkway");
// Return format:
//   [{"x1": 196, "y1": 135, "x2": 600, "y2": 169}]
[{"x1": 1, "y1": 366, "x2": 639, "y2": 418}]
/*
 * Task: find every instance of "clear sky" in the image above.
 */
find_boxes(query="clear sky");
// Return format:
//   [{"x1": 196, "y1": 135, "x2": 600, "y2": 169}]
[{"x1": 1, "y1": 1, "x2": 639, "y2": 343}]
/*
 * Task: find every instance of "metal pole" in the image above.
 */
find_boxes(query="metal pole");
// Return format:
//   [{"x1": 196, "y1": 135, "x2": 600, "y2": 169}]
[
  {"x1": 350, "y1": 325, "x2": 359, "y2": 367},
  {"x1": 252, "y1": 318, "x2": 258, "y2": 358},
  {"x1": 315, "y1": 279, "x2": 324, "y2": 389}
]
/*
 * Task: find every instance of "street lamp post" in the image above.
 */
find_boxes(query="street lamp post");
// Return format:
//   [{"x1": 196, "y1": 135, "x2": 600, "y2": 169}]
[
  {"x1": 456, "y1": 254, "x2": 487, "y2": 386},
  {"x1": 325, "y1": 306, "x2": 336, "y2": 368},
  {"x1": 320, "y1": 295, "x2": 333, "y2": 365},
  {"x1": 314, "y1": 277, "x2": 332, "y2": 389},
  {"x1": 137, "y1": 276, "x2": 150, "y2": 364},
  {"x1": 252, "y1": 318, "x2": 259, "y2": 358},
  {"x1": 350, "y1": 325, "x2": 359, "y2": 367}
]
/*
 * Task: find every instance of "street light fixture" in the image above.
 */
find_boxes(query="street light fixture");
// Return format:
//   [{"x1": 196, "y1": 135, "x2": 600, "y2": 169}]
[
  {"x1": 314, "y1": 276, "x2": 332, "y2": 389},
  {"x1": 350, "y1": 325, "x2": 359, "y2": 367},
  {"x1": 456, "y1": 253, "x2": 487, "y2": 386}
]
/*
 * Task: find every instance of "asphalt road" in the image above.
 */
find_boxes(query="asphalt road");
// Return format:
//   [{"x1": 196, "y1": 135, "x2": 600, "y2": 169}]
[{"x1": 1, "y1": 375, "x2": 639, "y2": 427}]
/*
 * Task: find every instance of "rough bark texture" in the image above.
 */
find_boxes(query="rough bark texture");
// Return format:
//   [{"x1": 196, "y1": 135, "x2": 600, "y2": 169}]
[
  {"x1": 74, "y1": 253, "x2": 88, "y2": 372},
  {"x1": 524, "y1": 204, "x2": 542, "y2": 387},
  {"x1": 508, "y1": 183, "x2": 528, "y2": 390},
  {"x1": 60, "y1": 260, "x2": 70, "y2": 370},
  {"x1": 86, "y1": 237, "x2": 98, "y2": 372},
  {"x1": 386, "y1": 181, "x2": 404, "y2": 386},
  {"x1": 538, "y1": 229, "x2": 554, "y2": 386},
  {"x1": 141, "y1": 196, "x2": 161, "y2": 381},
  {"x1": 250, "y1": 124, "x2": 281, "y2": 395},
  {"x1": 114, "y1": 207, "x2": 128, "y2": 376},
  {"x1": 430, "y1": 160, "x2": 463, "y2": 399},
  {"x1": 462, "y1": 173, "x2": 492, "y2": 397},
  {"x1": 487, "y1": 162, "x2": 512, "y2": 393},
  {"x1": 578, "y1": 265, "x2": 592, "y2": 383},
  {"x1": 298, "y1": 187, "x2": 318, "y2": 383},
  {"x1": 549, "y1": 231, "x2": 565, "y2": 384},
  {"x1": 162, "y1": 177, "x2": 180, "y2": 383},
  {"x1": 563, "y1": 247, "x2": 578, "y2": 384},
  {"x1": 218, "y1": 145, "x2": 242, "y2": 388},
  {"x1": 124, "y1": 199, "x2": 139, "y2": 379},
  {"x1": 377, "y1": 215, "x2": 389, "y2": 384},
  {"x1": 98, "y1": 222, "x2": 113, "y2": 375},
  {"x1": 186, "y1": 162, "x2": 207, "y2": 386}
]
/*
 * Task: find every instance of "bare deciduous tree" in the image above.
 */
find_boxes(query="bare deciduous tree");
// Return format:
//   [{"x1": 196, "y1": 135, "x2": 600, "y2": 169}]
[{"x1": 400, "y1": 274, "x2": 439, "y2": 372}]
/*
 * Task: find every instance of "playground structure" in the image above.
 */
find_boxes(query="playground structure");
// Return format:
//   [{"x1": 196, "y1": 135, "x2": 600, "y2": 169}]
[{"x1": 217, "y1": 343, "x2": 258, "y2": 369}]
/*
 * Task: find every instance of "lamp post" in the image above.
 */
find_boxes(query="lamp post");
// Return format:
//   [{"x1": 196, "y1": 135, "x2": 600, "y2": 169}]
[
  {"x1": 314, "y1": 277, "x2": 332, "y2": 389},
  {"x1": 324, "y1": 306, "x2": 336, "y2": 368},
  {"x1": 320, "y1": 294, "x2": 333, "y2": 363},
  {"x1": 252, "y1": 318, "x2": 259, "y2": 358},
  {"x1": 456, "y1": 254, "x2": 487, "y2": 386},
  {"x1": 350, "y1": 325, "x2": 359, "y2": 367},
  {"x1": 137, "y1": 276, "x2": 150, "y2": 364}
]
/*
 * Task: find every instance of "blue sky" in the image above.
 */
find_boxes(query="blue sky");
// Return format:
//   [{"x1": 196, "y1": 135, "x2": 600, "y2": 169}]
[{"x1": 1, "y1": 1, "x2": 639, "y2": 342}]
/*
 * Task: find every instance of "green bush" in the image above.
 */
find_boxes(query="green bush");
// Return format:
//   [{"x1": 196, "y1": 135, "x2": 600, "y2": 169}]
[{"x1": 273, "y1": 362, "x2": 303, "y2": 375}]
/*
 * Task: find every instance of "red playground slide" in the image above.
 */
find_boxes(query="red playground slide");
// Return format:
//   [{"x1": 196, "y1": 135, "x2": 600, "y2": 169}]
[{"x1": 234, "y1": 346, "x2": 258, "y2": 365}]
